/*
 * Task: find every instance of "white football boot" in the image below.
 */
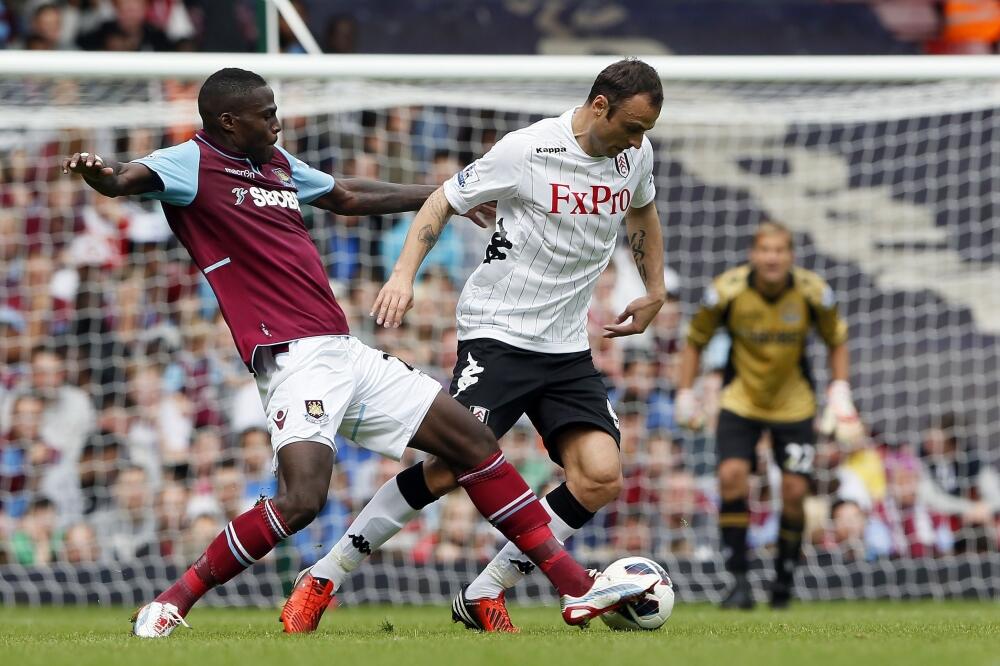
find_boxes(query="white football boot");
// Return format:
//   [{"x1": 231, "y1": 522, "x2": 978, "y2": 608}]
[
  {"x1": 560, "y1": 570, "x2": 660, "y2": 627},
  {"x1": 131, "y1": 601, "x2": 191, "y2": 638}
]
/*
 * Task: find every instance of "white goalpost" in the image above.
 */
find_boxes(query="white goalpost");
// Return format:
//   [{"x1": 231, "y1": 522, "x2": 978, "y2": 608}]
[{"x1": 0, "y1": 52, "x2": 997, "y2": 606}]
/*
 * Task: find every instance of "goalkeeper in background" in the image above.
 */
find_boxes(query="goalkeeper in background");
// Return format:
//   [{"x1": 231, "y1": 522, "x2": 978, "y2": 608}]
[{"x1": 676, "y1": 221, "x2": 863, "y2": 609}]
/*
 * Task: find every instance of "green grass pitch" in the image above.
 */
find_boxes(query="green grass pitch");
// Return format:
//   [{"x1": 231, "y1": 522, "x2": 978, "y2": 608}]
[{"x1": 1, "y1": 601, "x2": 996, "y2": 666}]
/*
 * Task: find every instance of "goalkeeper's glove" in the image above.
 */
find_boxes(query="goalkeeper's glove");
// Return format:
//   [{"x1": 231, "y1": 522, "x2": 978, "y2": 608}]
[
  {"x1": 820, "y1": 380, "x2": 864, "y2": 450},
  {"x1": 675, "y1": 388, "x2": 702, "y2": 431}
]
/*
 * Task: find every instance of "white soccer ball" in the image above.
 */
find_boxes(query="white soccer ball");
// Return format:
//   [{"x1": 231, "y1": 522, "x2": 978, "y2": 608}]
[{"x1": 599, "y1": 556, "x2": 675, "y2": 631}]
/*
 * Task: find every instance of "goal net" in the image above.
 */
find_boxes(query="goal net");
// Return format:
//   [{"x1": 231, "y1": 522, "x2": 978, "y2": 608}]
[{"x1": 1, "y1": 54, "x2": 997, "y2": 607}]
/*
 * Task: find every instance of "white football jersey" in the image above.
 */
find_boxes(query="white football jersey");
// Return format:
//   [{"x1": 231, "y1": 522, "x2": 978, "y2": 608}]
[{"x1": 443, "y1": 108, "x2": 656, "y2": 353}]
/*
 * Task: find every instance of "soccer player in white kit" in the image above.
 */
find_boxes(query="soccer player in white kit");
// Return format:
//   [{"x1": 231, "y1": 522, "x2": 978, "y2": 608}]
[
  {"x1": 282, "y1": 59, "x2": 668, "y2": 632},
  {"x1": 64, "y1": 67, "x2": 660, "y2": 638}
]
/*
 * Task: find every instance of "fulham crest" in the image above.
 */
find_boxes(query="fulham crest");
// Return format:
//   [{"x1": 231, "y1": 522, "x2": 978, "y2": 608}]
[{"x1": 615, "y1": 152, "x2": 631, "y2": 178}]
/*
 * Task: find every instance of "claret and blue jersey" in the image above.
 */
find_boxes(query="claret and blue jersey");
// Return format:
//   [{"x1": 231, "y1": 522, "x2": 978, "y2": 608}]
[{"x1": 133, "y1": 131, "x2": 349, "y2": 370}]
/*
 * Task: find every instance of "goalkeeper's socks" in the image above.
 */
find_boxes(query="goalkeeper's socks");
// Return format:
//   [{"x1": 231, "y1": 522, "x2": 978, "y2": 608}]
[
  {"x1": 466, "y1": 482, "x2": 594, "y2": 600},
  {"x1": 719, "y1": 498, "x2": 750, "y2": 574},
  {"x1": 311, "y1": 462, "x2": 436, "y2": 587},
  {"x1": 776, "y1": 513, "x2": 805, "y2": 584},
  {"x1": 456, "y1": 452, "x2": 592, "y2": 598},
  {"x1": 155, "y1": 498, "x2": 290, "y2": 615}
]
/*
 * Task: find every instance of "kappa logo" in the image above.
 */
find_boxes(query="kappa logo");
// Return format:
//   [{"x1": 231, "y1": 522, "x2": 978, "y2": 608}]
[
  {"x1": 615, "y1": 152, "x2": 631, "y2": 178},
  {"x1": 273, "y1": 408, "x2": 287, "y2": 431},
  {"x1": 304, "y1": 399, "x2": 329, "y2": 424},
  {"x1": 509, "y1": 558, "x2": 536, "y2": 575},
  {"x1": 349, "y1": 533, "x2": 372, "y2": 555},
  {"x1": 453, "y1": 353, "x2": 484, "y2": 397},
  {"x1": 232, "y1": 187, "x2": 248, "y2": 205},
  {"x1": 483, "y1": 218, "x2": 513, "y2": 264},
  {"x1": 536, "y1": 146, "x2": 566, "y2": 154},
  {"x1": 606, "y1": 399, "x2": 620, "y2": 430},
  {"x1": 470, "y1": 405, "x2": 490, "y2": 424}
]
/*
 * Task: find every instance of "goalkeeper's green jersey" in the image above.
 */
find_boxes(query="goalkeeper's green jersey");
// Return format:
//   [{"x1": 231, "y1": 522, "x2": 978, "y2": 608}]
[{"x1": 686, "y1": 265, "x2": 847, "y2": 423}]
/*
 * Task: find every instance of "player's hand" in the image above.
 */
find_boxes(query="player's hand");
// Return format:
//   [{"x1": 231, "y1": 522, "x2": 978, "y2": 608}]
[
  {"x1": 371, "y1": 273, "x2": 415, "y2": 328},
  {"x1": 602, "y1": 294, "x2": 665, "y2": 338},
  {"x1": 674, "y1": 388, "x2": 704, "y2": 431},
  {"x1": 461, "y1": 201, "x2": 497, "y2": 228},
  {"x1": 62, "y1": 152, "x2": 113, "y2": 178},
  {"x1": 819, "y1": 380, "x2": 864, "y2": 450}
]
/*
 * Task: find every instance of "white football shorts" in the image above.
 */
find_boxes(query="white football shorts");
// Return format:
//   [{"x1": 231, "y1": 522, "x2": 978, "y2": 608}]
[{"x1": 254, "y1": 336, "x2": 443, "y2": 465}]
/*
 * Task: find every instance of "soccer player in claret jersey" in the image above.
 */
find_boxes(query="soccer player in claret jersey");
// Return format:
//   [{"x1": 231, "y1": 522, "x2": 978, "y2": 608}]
[
  {"x1": 281, "y1": 58, "x2": 668, "y2": 633},
  {"x1": 676, "y1": 221, "x2": 864, "y2": 609},
  {"x1": 62, "y1": 68, "x2": 659, "y2": 638}
]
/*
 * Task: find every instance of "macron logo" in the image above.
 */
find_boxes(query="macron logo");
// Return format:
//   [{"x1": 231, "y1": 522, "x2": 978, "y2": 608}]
[
  {"x1": 453, "y1": 353, "x2": 484, "y2": 397},
  {"x1": 225, "y1": 167, "x2": 256, "y2": 179},
  {"x1": 232, "y1": 187, "x2": 247, "y2": 205}
]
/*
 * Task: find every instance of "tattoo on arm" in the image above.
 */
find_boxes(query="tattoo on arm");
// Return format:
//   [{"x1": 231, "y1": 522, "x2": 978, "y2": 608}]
[
  {"x1": 410, "y1": 188, "x2": 452, "y2": 262},
  {"x1": 630, "y1": 230, "x2": 648, "y2": 284},
  {"x1": 417, "y1": 224, "x2": 440, "y2": 249}
]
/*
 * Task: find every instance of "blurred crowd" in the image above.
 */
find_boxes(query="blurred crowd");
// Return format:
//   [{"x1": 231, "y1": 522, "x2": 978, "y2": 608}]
[
  {"x1": 0, "y1": 0, "x2": 355, "y2": 54},
  {"x1": 3, "y1": 1, "x2": 1000, "y2": 56},
  {"x1": 2, "y1": 99, "x2": 999, "y2": 571}
]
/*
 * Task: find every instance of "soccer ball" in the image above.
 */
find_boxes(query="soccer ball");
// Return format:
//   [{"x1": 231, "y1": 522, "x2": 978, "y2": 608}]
[{"x1": 599, "y1": 556, "x2": 675, "y2": 631}]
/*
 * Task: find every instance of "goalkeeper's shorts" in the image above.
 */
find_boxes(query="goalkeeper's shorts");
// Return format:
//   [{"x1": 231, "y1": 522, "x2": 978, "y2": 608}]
[{"x1": 716, "y1": 409, "x2": 816, "y2": 476}]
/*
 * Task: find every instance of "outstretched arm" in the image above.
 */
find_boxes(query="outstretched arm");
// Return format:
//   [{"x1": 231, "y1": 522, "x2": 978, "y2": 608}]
[
  {"x1": 311, "y1": 178, "x2": 435, "y2": 216},
  {"x1": 603, "y1": 201, "x2": 667, "y2": 338},
  {"x1": 311, "y1": 178, "x2": 493, "y2": 227},
  {"x1": 62, "y1": 152, "x2": 161, "y2": 198},
  {"x1": 370, "y1": 187, "x2": 454, "y2": 327}
]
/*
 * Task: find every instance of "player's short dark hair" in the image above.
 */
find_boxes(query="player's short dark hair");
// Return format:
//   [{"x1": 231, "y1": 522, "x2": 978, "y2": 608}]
[
  {"x1": 586, "y1": 58, "x2": 663, "y2": 118},
  {"x1": 198, "y1": 68, "x2": 269, "y2": 124}
]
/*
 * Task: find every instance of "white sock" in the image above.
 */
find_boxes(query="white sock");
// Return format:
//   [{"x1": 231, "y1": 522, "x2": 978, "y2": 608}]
[
  {"x1": 464, "y1": 497, "x2": 577, "y2": 600},
  {"x1": 310, "y1": 475, "x2": 419, "y2": 590}
]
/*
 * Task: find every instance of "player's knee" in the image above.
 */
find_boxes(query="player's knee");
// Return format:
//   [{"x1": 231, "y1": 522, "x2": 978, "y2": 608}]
[
  {"x1": 423, "y1": 456, "x2": 459, "y2": 496},
  {"x1": 274, "y1": 490, "x2": 328, "y2": 532},
  {"x1": 718, "y1": 459, "x2": 750, "y2": 499},
  {"x1": 781, "y1": 474, "x2": 810, "y2": 506},
  {"x1": 571, "y1": 463, "x2": 623, "y2": 509},
  {"x1": 459, "y1": 426, "x2": 501, "y2": 469}
]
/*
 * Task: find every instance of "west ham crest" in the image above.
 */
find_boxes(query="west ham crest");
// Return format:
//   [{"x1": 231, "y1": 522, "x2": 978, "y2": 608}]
[
  {"x1": 304, "y1": 399, "x2": 329, "y2": 424},
  {"x1": 272, "y1": 167, "x2": 292, "y2": 185}
]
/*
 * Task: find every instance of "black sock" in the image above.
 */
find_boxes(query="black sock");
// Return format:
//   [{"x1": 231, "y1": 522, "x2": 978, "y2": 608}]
[
  {"x1": 776, "y1": 514, "x2": 804, "y2": 584},
  {"x1": 545, "y1": 482, "x2": 595, "y2": 530},
  {"x1": 395, "y1": 461, "x2": 438, "y2": 510},
  {"x1": 719, "y1": 498, "x2": 750, "y2": 575}
]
